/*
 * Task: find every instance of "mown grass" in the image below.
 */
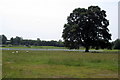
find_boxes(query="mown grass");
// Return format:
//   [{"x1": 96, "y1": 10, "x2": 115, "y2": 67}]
[{"x1": 2, "y1": 50, "x2": 118, "y2": 78}]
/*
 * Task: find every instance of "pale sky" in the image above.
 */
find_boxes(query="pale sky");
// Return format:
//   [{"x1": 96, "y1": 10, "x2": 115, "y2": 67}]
[{"x1": 0, "y1": 0, "x2": 119, "y2": 41}]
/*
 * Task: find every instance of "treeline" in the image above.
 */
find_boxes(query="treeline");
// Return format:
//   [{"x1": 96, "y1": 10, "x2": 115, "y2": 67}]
[
  {"x1": 0, "y1": 35, "x2": 64, "y2": 47},
  {"x1": 0, "y1": 34, "x2": 120, "y2": 49}
]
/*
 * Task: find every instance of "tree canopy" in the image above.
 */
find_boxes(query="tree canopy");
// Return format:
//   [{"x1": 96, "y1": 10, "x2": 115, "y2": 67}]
[
  {"x1": 0, "y1": 35, "x2": 64, "y2": 47},
  {"x1": 0, "y1": 35, "x2": 7, "y2": 45},
  {"x1": 62, "y1": 6, "x2": 111, "y2": 52},
  {"x1": 113, "y1": 39, "x2": 120, "y2": 49}
]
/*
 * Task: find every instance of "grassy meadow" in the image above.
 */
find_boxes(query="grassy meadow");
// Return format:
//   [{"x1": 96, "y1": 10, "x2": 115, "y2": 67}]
[{"x1": 2, "y1": 49, "x2": 118, "y2": 78}]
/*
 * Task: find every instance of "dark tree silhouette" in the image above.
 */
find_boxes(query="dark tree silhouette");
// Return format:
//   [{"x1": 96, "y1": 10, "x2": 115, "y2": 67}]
[
  {"x1": 113, "y1": 39, "x2": 120, "y2": 49},
  {"x1": 10, "y1": 37, "x2": 14, "y2": 45},
  {"x1": 62, "y1": 6, "x2": 111, "y2": 52},
  {"x1": 0, "y1": 35, "x2": 7, "y2": 44},
  {"x1": 10, "y1": 36, "x2": 23, "y2": 45}
]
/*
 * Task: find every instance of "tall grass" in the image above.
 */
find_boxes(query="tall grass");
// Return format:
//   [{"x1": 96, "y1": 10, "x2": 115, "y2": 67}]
[
  {"x1": 3, "y1": 50, "x2": 118, "y2": 70},
  {"x1": 2, "y1": 50, "x2": 118, "y2": 78}
]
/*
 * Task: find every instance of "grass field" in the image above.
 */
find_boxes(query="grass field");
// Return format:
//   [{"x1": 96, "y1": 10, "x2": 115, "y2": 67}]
[
  {"x1": 1, "y1": 46, "x2": 66, "y2": 49},
  {"x1": 1, "y1": 46, "x2": 119, "y2": 52},
  {"x1": 2, "y1": 50, "x2": 118, "y2": 78}
]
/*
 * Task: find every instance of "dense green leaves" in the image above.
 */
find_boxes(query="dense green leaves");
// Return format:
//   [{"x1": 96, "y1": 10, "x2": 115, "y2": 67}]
[
  {"x1": 10, "y1": 36, "x2": 23, "y2": 45},
  {"x1": 0, "y1": 35, "x2": 64, "y2": 47},
  {"x1": 113, "y1": 39, "x2": 120, "y2": 49},
  {"x1": 62, "y1": 6, "x2": 111, "y2": 52},
  {"x1": 0, "y1": 35, "x2": 7, "y2": 45}
]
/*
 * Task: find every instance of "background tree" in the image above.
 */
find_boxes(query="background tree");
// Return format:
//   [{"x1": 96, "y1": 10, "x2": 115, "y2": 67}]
[
  {"x1": 10, "y1": 37, "x2": 14, "y2": 45},
  {"x1": 58, "y1": 39, "x2": 64, "y2": 47},
  {"x1": 10, "y1": 36, "x2": 23, "y2": 45},
  {"x1": 62, "y1": 6, "x2": 111, "y2": 52},
  {"x1": 0, "y1": 35, "x2": 64, "y2": 47},
  {"x1": 0, "y1": 35, "x2": 7, "y2": 45},
  {"x1": 113, "y1": 39, "x2": 120, "y2": 49},
  {"x1": 36, "y1": 38, "x2": 41, "y2": 46}
]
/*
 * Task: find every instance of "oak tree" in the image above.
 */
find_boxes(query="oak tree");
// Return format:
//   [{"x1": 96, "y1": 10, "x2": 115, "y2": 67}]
[{"x1": 62, "y1": 6, "x2": 111, "y2": 52}]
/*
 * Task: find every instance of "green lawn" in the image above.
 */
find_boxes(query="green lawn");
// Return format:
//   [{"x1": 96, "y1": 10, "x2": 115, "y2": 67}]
[{"x1": 2, "y1": 50, "x2": 118, "y2": 78}]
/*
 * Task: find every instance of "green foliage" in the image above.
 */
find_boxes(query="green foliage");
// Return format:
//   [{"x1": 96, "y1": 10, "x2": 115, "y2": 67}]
[
  {"x1": 0, "y1": 35, "x2": 7, "y2": 45},
  {"x1": 113, "y1": 39, "x2": 120, "y2": 49},
  {"x1": 1, "y1": 34, "x2": 64, "y2": 47},
  {"x1": 10, "y1": 36, "x2": 23, "y2": 45},
  {"x1": 62, "y1": 6, "x2": 111, "y2": 52}
]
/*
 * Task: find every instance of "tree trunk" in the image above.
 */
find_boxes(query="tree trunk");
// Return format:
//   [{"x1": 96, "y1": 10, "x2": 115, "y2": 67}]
[{"x1": 85, "y1": 46, "x2": 89, "y2": 52}]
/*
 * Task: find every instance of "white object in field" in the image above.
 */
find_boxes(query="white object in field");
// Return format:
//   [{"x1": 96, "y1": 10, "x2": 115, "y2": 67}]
[
  {"x1": 16, "y1": 51, "x2": 19, "y2": 53},
  {"x1": 26, "y1": 51, "x2": 29, "y2": 53},
  {"x1": 12, "y1": 52, "x2": 15, "y2": 53}
]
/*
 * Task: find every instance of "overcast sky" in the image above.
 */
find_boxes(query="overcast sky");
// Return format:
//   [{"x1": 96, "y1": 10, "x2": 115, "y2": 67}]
[{"x1": 0, "y1": 0, "x2": 119, "y2": 41}]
